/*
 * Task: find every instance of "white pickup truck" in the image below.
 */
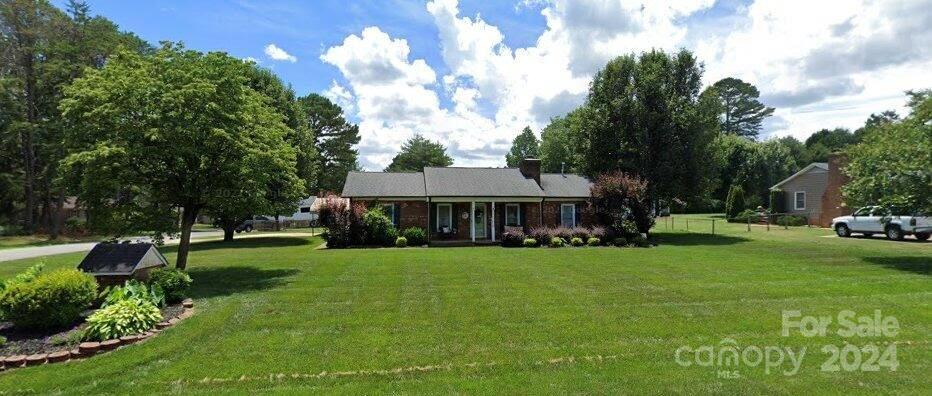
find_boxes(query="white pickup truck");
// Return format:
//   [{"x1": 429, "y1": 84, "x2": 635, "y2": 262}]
[{"x1": 832, "y1": 206, "x2": 931, "y2": 241}]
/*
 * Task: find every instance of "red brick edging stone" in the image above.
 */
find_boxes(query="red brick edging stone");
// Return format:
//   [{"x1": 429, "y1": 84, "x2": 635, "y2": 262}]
[{"x1": 0, "y1": 299, "x2": 195, "y2": 372}]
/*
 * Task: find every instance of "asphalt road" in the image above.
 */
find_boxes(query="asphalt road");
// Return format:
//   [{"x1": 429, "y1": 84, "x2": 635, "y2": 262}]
[{"x1": 0, "y1": 231, "x2": 225, "y2": 263}]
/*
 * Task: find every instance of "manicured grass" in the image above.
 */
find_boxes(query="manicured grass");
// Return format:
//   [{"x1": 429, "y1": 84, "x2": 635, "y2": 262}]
[{"x1": 0, "y1": 222, "x2": 929, "y2": 393}]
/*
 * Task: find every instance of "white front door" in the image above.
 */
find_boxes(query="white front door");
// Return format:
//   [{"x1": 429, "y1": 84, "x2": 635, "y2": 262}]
[{"x1": 474, "y1": 203, "x2": 487, "y2": 238}]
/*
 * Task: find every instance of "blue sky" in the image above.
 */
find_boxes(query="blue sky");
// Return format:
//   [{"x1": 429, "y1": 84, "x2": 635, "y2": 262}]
[{"x1": 60, "y1": 1, "x2": 931, "y2": 170}]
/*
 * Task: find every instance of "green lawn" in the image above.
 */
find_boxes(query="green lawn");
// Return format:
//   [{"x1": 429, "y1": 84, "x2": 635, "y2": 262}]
[{"x1": 0, "y1": 220, "x2": 929, "y2": 394}]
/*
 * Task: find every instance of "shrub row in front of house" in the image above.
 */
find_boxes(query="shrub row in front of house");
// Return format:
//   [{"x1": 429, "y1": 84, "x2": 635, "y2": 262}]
[{"x1": 501, "y1": 224, "x2": 650, "y2": 248}]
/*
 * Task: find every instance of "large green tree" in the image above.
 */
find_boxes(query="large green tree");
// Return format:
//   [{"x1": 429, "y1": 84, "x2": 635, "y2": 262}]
[
  {"x1": 706, "y1": 77, "x2": 774, "y2": 138},
  {"x1": 505, "y1": 126, "x2": 540, "y2": 167},
  {"x1": 539, "y1": 111, "x2": 583, "y2": 173},
  {"x1": 60, "y1": 43, "x2": 302, "y2": 269},
  {"x1": 804, "y1": 127, "x2": 858, "y2": 162},
  {"x1": 0, "y1": 0, "x2": 148, "y2": 234},
  {"x1": 297, "y1": 94, "x2": 359, "y2": 194},
  {"x1": 578, "y1": 49, "x2": 720, "y2": 208},
  {"x1": 843, "y1": 90, "x2": 931, "y2": 213},
  {"x1": 384, "y1": 134, "x2": 453, "y2": 172}
]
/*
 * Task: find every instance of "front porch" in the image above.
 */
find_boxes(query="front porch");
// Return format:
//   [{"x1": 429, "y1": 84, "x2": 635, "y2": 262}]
[{"x1": 427, "y1": 199, "x2": 542, "y2": 245}]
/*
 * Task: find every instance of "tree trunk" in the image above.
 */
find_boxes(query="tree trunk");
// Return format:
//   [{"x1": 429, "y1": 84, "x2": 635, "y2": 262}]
[
  {"x1": 274, "y1": 214, "x2": 281, "y2": 231},
  {"x1": 223, "y1": 226, "x2": 235, "y2": 242},
  {"x1": 50, "y1": 192, "x2": 65, "y2": 239},
  {"x1": 175, "y1": 206, "x2": 199, "y2": 270}
]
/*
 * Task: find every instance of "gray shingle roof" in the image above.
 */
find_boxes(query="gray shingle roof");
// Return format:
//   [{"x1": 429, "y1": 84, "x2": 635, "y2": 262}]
[
  {"x1": 424, "y1": 167, "x2": 544, "y2": 197},
  {"x1": 342, "y1": 172, "x2": 426, "y2": 197},
  {"x1": 78, "y1": 243, "x2": 168, "y2": 275},
  {"x1": 541, "y1": 173, "x2": 592, "y2": 198}
]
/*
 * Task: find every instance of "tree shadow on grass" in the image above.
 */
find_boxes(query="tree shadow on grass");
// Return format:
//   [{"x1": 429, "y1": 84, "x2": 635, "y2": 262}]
[
  {"x1": 186, "y1": 266, "x2": 300, "y2": 299},
  {"x1": 653, "y1": 232, "x2": 750, "y2": 246},
  {"x1": 862, "y1": 256, "x2": 931, "y2": 275},
  {"x1": 156, "y1": 236, "x2": 312, "y2": 255}
]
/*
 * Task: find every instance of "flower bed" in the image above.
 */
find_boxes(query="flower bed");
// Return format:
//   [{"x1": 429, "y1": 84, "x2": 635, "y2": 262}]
[{"x1": 0, "y1": 299, "x2": 194, "y2": 371}]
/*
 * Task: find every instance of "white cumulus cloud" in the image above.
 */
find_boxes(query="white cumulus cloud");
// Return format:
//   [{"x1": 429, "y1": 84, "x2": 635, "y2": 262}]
[
  {"x1": 320, "y1": 0, "x2": 932, "y2": 169},
  {"x1": 264, "y1": 43, "x2": 297, "y2": 62}
]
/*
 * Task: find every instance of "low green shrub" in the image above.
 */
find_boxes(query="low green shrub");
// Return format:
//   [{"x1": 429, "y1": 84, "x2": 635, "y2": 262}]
[
  {"x1": 395, "y1": 236, "x2": 408, "y2": 247},
  {"x1": 631, "y1": 234, "x2": 650, "y2": 248},
  {"x1": 363, "y1": 208, "x2": 397, "y2": 246},
  {"x1": 612, "y1": 237, "x2": 628, "y2": 247},
  {"x1": 587, "y1": 237, "x2": 601, "y2": 246},
  {"x1": 0, "y1": 269, "x2": 96, "y2": 329},
  {"x1": 102, "y1": 280, "x2": 165, "y2": 308},
  {"x1": 570, "y1": 237, "x2": 584, "y2": 247},
  {"x1": 148, "y1": 268, "x2": 192, "y2": 305},
  {"x1": 522, "y1": 238, "x2": 537, "y2": 247},
  {"x1": 83, "y1": 298, "x2": 162, "y2": 341},
  {"x1": 0, "y1": 335, "x2": 6, "y2": 347},
  {"x1": 728, "y1": 208, "x2": 763, "y2": 223},
  {"x1": 402, "y1": 227, "x2": 426, "y2": 246},
  {"x1": 550, "y1": 237, "x2": 565, "y2": 248},
  {"x1": 1, "y1": 262, "x2": 45, "y2": 291},
  {"x1": 777, "y1": 215, "x2": 807, "y2": 226}
]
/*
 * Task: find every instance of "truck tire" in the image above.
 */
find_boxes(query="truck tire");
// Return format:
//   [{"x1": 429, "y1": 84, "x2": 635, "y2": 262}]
[
  {"x1": 915, "y1": 232, "x2": 930, "y2": 241},
  {"x1": 245, "y1": 225, "x2": 254, "y2": 233},
  {"x1": 885, "y1": 225, "x2": 904, "y2": 241},
  {"x1": 835, "y1": 224, "x2": 851, "y2": 237}
]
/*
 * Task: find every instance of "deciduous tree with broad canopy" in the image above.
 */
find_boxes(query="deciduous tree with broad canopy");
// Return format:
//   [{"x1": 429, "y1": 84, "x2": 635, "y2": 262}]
[
  {"x1": 843, "y1": 90, "x2": 931, "y2": 214},
  {"x1": 505, "y1": 126, "x2": 540, "y2": 167},
  {"x1": 578, "y1": 49, "x2": 720, "y2": 210},
  {"x1": 59, "y1": 43, "x2": 303, "y2": 269}
]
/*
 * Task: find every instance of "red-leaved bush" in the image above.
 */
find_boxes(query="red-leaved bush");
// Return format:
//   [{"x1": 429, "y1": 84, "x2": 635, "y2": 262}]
[{"x1": 589, "y1": 171, "x2": 655, "y2": 235}]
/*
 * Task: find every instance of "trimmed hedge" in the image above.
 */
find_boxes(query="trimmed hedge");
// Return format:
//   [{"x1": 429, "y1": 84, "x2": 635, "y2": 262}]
[
  {"x1": 777, "y1": 215, "x2": 808, "y2": 226},
  {"x1": 550, "y1": 237, "x2": 565, "y2": 248},
  {"x1": 0, "y1": 269, "x2": 96, "y2": 329},
  {"x1": 402, "y1": 227, "x2": 426, "y2": 246},
  {"x1": 587, "y1": 237, "x2": 601, "y2": 246},
  {"x1": 395, "y1": 236, "x2": 408, "y2": 247},
  {"x1": 522, "y1": 238, "x2": 538, "y2": 247},
  {"x1": 570, "y1": 237, "x2": 584, "y2": 247}
]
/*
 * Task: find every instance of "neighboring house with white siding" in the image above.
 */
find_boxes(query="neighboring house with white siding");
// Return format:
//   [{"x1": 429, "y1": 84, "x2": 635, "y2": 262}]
[{"x1": 769, "y1": 162, "x2": 829, "y2": 223}]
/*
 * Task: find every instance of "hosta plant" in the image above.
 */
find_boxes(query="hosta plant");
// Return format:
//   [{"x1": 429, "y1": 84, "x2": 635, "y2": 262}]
[{"x1": 84, "y1": 298, "x2": 162, "y2": 341}]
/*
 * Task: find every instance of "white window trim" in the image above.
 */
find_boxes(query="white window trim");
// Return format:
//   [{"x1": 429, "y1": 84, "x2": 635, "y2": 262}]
[
  {"x1": 436, "y1": 203, "x2": 452, "y2": 231},
  {"x1": 505, "y1": 203, "x2": 520, "y2": 226},
  {"x1": 794, "y1": 191, "x2": 806, "y2": 210},
  {"x1": 560, "y1": 203, "x2": 576, "y2": 227}
]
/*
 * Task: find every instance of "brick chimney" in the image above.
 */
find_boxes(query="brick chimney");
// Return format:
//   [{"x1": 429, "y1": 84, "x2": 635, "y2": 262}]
[
  {"x1": 820, "y1": 152, "x2": 851, "y2": 227},
  {"x1": 519, "y1": 158, "x2": 541, "y2": 186}
]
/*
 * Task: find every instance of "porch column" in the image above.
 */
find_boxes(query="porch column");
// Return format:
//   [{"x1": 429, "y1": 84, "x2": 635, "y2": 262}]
[
  {"x1": 491, "y1": 202, "x2": 496, "y2": 242},
  {"x1": 470, "y1": 201, "x2": 476, "y2": 242}
]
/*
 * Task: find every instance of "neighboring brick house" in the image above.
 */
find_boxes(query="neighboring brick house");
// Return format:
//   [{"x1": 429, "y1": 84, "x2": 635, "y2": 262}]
[
  {"x1": 769, "y1": 154, "x2": 851, "y2": 227},
  {"x1": 341, "y1": 159, "x2": 594, "y2": 244}
]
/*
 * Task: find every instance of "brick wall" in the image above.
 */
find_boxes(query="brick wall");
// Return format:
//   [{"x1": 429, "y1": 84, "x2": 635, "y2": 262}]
[
  {"x1": 540, "y1": 201, "x2": 594, "y2": 227},
  {"x1": 819, "y1": 153, "x2": 851, "y2": 227},
  {"x1": 355, "y1": 200, "x2": 429, "y2": 230}
]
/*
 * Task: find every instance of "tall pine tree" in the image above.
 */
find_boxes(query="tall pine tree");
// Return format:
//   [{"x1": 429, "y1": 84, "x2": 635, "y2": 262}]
[
  {"x1": 706, "y1": 77, "x2": 774, "y2": 138},
  {"x1": 297, "y1": 94, "x2": 360, "y2": 194}
]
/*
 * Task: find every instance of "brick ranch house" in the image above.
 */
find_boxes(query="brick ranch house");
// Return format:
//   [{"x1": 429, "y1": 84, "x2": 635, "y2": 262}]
[{"x1": 341, "y1": 159, "x2": 595, "y2": 244}]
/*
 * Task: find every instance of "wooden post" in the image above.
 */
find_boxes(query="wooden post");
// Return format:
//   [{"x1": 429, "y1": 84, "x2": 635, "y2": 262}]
[
  {"x1": 712, "y1": 219, "x2": 715, "y2": 235},
  {"x1": 672, "y1": 216, "x2": 675, "y2": 230},
  {"x1": 686, "y1": 218, "x2": 689, "y2": 232},
  {"x1": 747, "y1": 216, "x2": 751, "y2": 232}
]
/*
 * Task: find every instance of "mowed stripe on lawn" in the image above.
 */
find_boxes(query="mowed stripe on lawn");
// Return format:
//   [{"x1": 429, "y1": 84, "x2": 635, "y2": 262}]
[{"x1": 0, "y1": 225, "x2": 929, "y2": 394}]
